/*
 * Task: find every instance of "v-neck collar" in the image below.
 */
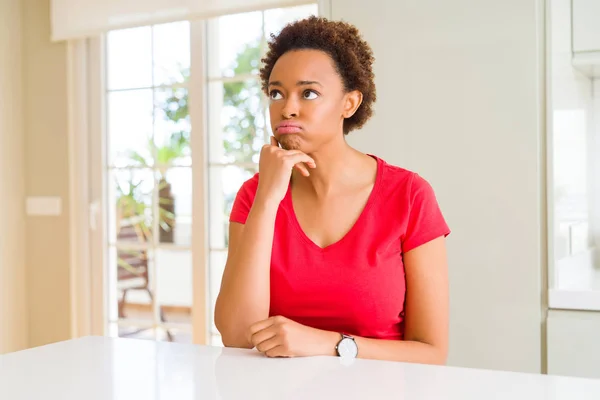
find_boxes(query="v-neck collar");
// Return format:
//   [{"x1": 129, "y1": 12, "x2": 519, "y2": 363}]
[{"x1": 283, "y1": 155, "x2": 384, "y2": 252}]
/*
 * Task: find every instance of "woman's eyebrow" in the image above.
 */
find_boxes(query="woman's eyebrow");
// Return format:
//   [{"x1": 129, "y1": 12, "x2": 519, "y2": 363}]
[
  {"x1": 297, "y1": 80, "x2": 322, "y2": 87},
  {"x1": 268, "y1": 80, "x2": 323, "y2": 87}
]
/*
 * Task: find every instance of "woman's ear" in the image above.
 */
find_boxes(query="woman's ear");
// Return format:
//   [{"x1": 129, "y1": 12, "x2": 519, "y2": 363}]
[{"x1": 343, "y1": 90, "x2": 363, "y2": 119}]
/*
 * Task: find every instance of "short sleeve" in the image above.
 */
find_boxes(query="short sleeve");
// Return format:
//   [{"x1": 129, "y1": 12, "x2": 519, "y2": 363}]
[
  {"x1": 229, "y1": 174, "x2": 259, "y2": 224},
  {"x1": 402, "y1": 173, "x2": 451, "y2": 253}
]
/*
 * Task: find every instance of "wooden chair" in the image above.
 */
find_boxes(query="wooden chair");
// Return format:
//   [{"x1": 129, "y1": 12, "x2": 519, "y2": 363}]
[{"x1": 117, "y1": 223, "x2": 173, "y2": 341}]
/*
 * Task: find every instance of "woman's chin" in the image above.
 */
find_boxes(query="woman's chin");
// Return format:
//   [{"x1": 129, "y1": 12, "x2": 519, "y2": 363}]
[{"x1": 278, "y1": 135, "x2": 303, "y2": 151}]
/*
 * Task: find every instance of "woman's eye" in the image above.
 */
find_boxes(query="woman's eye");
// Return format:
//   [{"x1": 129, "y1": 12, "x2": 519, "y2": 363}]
[
  {"x1": 303, "y1": 90, "x2": 318, "y2": 100},
  {"x1": 269, "y1": 90, "x2": 282, "y2": 100}
]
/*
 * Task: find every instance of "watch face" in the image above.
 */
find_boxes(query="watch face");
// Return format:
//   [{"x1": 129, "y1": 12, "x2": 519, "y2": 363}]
[{"x1": 338, "y1": 338, "x2": 358, "y2": 358}]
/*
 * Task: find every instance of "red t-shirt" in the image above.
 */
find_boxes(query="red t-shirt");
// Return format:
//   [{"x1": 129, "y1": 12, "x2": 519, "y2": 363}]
[{"x1": 229, "y1": 155, "x2": 450, "y2": 340}]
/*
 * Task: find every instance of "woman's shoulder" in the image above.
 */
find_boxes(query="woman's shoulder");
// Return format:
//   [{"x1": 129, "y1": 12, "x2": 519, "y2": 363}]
[
  {"x1": 370, "y1": 155, "x2": 442, "y2": 211},
  {"x1": 229, "y1": 173, "x2": 260, "y2": 224},
  {"x1": 371, "y1": 156, "x2": 450, "y2": 248},
  {"x1": 237, "y1": 172, "x2": 260, "y2": 194},
  {"x1": 376, "y1": 156, "x2": 414, "y2": 177},
  {"x1": 372, "y1": 155, "x2": 425, "y2": 191}
]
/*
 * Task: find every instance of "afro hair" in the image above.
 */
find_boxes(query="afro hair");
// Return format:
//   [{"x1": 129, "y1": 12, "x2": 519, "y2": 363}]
[{"x1": 260, "y1": 16, "x2": 376, "y2": 134}]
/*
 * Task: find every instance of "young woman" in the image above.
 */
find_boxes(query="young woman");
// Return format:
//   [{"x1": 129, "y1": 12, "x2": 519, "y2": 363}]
[{"x1": 214, "y1": 16, "x2": 451, "y2": 365}]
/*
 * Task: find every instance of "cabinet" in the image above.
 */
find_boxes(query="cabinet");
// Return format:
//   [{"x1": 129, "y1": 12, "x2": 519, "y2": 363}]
[
  {"x1": 572, "y1": 0, "x2": 600, "y2": 77},
  {"x1": 573, "y1": 0, "x2": 600, "y2": 53},
  {"x1": 547, "y1": 310, "x2": 600, "y2": 379}
]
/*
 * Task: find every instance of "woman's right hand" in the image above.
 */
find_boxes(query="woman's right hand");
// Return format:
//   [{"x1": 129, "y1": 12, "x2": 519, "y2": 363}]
[{"x1": 255, "y1": 136, "x2": 316, "y2": 205}]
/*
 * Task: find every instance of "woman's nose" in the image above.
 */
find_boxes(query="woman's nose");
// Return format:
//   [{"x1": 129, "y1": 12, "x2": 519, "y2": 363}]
[{"x1": 281, "y1": 97, "x2": 299, "y2": 118}]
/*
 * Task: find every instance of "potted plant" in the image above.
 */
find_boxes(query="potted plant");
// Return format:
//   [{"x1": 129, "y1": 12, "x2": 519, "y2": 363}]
[{"x1": 122, "y1": 130, "x2": 188, "y2": 243}]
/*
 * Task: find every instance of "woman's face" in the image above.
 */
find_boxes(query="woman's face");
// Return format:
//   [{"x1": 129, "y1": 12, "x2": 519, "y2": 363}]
[{"x1": 267, "y1": 49, "x2": 361, "y2": 152}]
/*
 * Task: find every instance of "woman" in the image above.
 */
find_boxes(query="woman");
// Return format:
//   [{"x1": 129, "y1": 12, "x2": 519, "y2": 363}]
[{"x1": 214, "y1": 16, "x2": 450, "y2": 365}]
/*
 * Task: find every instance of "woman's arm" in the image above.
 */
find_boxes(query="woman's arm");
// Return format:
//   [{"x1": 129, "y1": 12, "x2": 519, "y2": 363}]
[
  {"x1": 248, "y1": 237, "x2": 449, "y2": 364},
  {"x1": 215, "y1": 139, "x2": 316, "y2": 348},
  {"x1": 357, "y1": 235, "x2": 449, "y2": 363},
  {"x1": 214, "y1": 199, "x2": 279, "y2": 348}
]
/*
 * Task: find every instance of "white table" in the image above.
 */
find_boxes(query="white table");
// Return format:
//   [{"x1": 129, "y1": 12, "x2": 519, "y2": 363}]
[{"x1": 1, "y1": 336, "x2": 600, "y2": 399}]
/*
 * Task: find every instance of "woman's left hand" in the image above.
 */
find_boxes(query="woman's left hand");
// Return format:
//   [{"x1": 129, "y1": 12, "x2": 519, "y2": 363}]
[{"x1": 248, "y1": 316, "x2": 339, "y2": 358}]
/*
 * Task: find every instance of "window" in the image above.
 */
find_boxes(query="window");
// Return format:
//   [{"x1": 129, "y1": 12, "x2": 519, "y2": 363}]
[
  {"x1": 548, "y1": 0, "x2": 600, "y2": 309},
  {"x1": 101, "y1": 4, "x2": 320, "y2": 345},
  {"x1": 105, "y1": 21, "x2": 193, "y2": 342}
]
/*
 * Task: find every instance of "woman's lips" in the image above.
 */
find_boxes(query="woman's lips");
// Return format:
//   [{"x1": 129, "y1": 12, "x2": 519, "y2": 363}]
[
  {"x1": 276, "y1": 126, "x2": 302, "y2": 134},
  {"x1": 276, "y1": 121, "x2": 302, "y2": 134}
]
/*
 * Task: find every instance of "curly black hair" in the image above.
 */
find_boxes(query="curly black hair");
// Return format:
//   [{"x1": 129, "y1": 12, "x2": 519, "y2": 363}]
[{"x1": 260, "y1": 16, "x2": 376, "y2": 134}]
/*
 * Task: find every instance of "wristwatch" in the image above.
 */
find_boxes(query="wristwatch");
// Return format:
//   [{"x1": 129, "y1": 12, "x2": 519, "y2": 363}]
[{"x1": 335, "y1": 333, "x2": 358, "y2": 358}]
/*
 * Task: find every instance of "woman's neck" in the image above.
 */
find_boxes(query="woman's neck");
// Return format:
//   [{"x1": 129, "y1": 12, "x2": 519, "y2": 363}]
[{"x1": 291, "y1": 138, "x2": 375, "y2": 199}]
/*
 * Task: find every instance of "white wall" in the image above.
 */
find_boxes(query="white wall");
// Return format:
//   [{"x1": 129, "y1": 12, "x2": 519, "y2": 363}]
[
  {"x1": 333, "y1": 0, "x2": 544, "y2": 373},
  {"x1": 0, "y1": 0, "x2": 28, "y2": 354},
  {"x1": 22, "y1": 0, "x2": 72, "y2": 348}
]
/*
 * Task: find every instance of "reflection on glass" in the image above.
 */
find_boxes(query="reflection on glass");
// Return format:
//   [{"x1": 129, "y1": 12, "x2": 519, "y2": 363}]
[
  {"x1": 548, "y1": 0, "x2": 600, "y2": 298},
  {"x1": 208, "y1": 80, "x2": 264, "y2": 164},
  {"x1": 156, "y1": 249, "x2": 193, "y2": 342},
  {"x1": 265, "y1": 105, "x2": 274, "y2": 138},
  {"x1": 108, "y1": 90, "x2": 154, "y2": 168},
  {"x1": 111, "y1": 246, "x2": 154, "y2": 327},
  {"x1": 212, "y1": 11, "x2": 262, "y2": 78},
  {"x1": 211, "y1": 334, "x2": 224, "y2": 346},
  {"x1": 153, "y1": 21, "x2": 190, "y2": 86},
  {"x1": 208, "y1": 165, "x2": 257, "y2": 249},
  {"x1": 264, "y1": 4, "x2": 319, "y2": 38},
  {"x1": 107, "y1": 26, "x2": 152, "y2": 90},
  {"x1": 156, "y1": 327, "x2": 192, "y2": 344},
  {"x1": 155, "y1": 88, "x2": 191, "y2": 167},
  {"x1": 553, "y1": 110, "x2": 589, "y2": 260},
  {"x1": 159, "y1": 168, "x2": 192, "y2": 246},
  {"x1": 118, "y1": 327, "x2": 157, "y2": 341}
]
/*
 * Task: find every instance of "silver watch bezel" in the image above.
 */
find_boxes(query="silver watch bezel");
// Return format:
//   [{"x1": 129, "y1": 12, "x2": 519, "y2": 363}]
[{"x1": 335, "y1": 334, "x2": 358, "y2": 358}]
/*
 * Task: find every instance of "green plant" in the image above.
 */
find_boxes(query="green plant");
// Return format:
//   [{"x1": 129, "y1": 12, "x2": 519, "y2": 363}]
[
  {"x1": 118, "y1": 135, "x2": 183, "y2": 242},
  {"x1": 221, "y1": 41, "x2": 262, "y2": 166},
  {"x1": 114, "y1": 172, "x2": 152, "y2": 274}
]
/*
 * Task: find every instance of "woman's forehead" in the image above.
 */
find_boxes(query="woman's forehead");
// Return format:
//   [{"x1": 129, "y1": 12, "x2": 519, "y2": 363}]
[{"x1": 269, "y1": 49, "x2": 339, "y2": 85}]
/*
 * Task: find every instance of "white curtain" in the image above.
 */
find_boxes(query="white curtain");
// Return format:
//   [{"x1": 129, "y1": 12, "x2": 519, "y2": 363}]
[{"x1": 51, "y1": 0, "x2": 314, "y2": 41}]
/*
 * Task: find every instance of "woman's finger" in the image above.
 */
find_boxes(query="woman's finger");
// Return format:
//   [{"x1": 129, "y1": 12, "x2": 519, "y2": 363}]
[
  {"x1": 255, "y1": 334, "x2": 281, "y2": 354},
  {"x1": 248, "y1": 318, "x2": 276, "y2": 343},
  {"x1": 284, "y1": 153, "x2": 316, "y2": 169},
  {"x1": 265, "y1": 345, "x2": 287, "y2": 358},
  {"x1": 250, "y1": 326, "x2": 277, "y2": 348},
  {"x1": 270, "y1": 136, "x2": 280, "y2": 147},
  {"x1": 294, "y1": 163, "x2": 310, "y2": 177}
]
